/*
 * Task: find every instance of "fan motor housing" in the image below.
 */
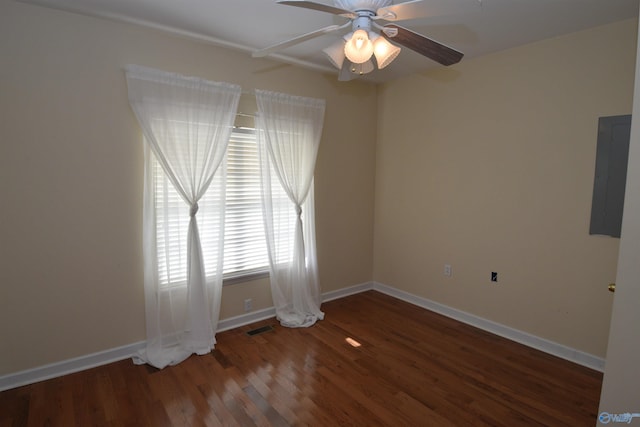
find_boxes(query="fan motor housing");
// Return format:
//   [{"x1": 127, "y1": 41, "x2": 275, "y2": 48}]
[
  {"x1": 352, "y1": 12, "x2": 375, "y2": 31},
  {"x1": 334, "y1": 0, "x2": 392, "y2": 11}
]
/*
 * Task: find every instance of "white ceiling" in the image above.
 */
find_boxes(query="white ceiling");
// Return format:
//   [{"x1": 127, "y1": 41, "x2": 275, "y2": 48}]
[{"x1": 18, "y1": 0, "x2": 640, "y2": 83}]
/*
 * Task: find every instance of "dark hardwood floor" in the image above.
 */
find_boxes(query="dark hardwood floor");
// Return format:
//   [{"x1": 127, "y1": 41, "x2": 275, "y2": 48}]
[{"x1": 0, "y1": 291, "x2": 603, "y2": 426}]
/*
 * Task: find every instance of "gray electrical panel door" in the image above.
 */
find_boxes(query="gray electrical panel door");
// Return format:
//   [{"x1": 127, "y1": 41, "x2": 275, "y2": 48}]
[{"x1": 589, "y1": 114, "x2": 632, "y2": 238}]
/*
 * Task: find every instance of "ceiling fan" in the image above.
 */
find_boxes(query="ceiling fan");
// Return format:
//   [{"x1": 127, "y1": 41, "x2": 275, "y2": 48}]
[{"x1": 252, "y1": 0, "x2": 481, "y2": 80}]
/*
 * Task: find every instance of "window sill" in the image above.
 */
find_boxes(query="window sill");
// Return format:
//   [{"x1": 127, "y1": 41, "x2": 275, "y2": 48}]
[{"x1": 223, "y1": 269, "x2": 269, "y2": 286}]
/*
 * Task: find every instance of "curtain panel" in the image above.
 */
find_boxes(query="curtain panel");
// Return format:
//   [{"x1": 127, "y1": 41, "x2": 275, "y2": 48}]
[
  {"x1": 125, "y1": 65, "x2": 240, "y2": 368},
  {"x1": 256, "y1": 89, "x2": 326, "y2": 328}
]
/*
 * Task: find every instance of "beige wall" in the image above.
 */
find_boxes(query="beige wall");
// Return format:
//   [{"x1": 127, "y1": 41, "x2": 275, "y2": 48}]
[
  {"x1": 0, "y1": 2, "x2": 377, "y2": 375},
  {"x1": 374, "y1": 19, "x2": 637, "y2": 358}
]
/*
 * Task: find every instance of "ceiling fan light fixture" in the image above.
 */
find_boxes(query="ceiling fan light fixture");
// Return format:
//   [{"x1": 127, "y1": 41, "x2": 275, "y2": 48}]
[
  {"x1": 350, "y1": 59, "x2": 375, "y2": 75},
  {"x1": 372, "y1": 36, "x2": 401, "y2": 69},
  {"x1": 323, "y1": 39, "x2": 346, "y2": 69},
  {"x1": 344, "y1": 29, "x2": 373, "y2": 64}
]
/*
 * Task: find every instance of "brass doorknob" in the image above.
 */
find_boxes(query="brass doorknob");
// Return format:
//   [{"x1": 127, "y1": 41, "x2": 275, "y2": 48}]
[{"x1": 608, "y1": 283, "x2": 616, "y2": 293}]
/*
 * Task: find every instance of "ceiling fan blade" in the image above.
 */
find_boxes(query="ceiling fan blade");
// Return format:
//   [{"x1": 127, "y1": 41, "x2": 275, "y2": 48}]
[
  {"x1": 382, "y1": 24, "x2": 463, "y2": 66},
  {"x1": 377, "y1": 0, "x2": 481, "y2": 22},
  {"x1": 278, "y1": 0, "x2": 356, "y2": 18},
  {"x1": 252, "y1": 23, "x2": 348, "y2": 58}
]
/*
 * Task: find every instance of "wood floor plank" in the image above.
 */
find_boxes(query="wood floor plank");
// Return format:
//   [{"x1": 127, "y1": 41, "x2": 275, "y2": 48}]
[
  {"x1": 0, "y1": 290, "x2": 602, "y2": 426},
  {"x1": 0, "y1": 387, "x2": 29, "y2": 427}
]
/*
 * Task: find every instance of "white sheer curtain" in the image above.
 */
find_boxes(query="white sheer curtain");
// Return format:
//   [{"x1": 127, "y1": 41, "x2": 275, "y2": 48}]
[
  {"x1": 256, "y1": 89, "x2": 326, "y2": 328},
  {"x1": 125, "y1": 65, "x2": 240, "y2": 368}
]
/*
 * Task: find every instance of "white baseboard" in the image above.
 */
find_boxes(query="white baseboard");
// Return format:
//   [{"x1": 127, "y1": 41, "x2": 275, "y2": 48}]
[
  {"x1": 0, "y1": 280, "x2": 602, "y2": 392},
  {"x1": 217, "y1": 306, "x2": 277, "y2": 332},
  {"x1": 0, "y1": 341, "x2": 146, "y2": 392},
  {"x1": 322, "y1": 281, "x2": 374, "y2": 302},
  {"x1": 372, "y1": 282, "x2": 605, "y2": 372}
]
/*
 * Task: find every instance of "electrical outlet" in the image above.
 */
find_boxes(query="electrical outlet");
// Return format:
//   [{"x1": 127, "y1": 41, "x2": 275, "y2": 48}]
[
  {"x1": 491, "y1": 272, "x2": 498, "y2": 282},
  {"x1": 244, "y1": 298, "x2": 252, "y2": 312},
  {"x1": 444, "y1": 264, "x2": 452, "y2": 277}
]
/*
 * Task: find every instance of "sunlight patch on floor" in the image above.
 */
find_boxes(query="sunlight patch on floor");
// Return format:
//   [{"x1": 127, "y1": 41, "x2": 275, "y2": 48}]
[{"x1": 345, "y1": 337, "x2": 361, "y2": 348}]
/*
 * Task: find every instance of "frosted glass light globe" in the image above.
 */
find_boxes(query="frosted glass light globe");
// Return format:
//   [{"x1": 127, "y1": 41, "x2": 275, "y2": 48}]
[
  {"x1": 323, "y1": 39, "x2": 346, "y2": 69},
  {"x1": 344, "y1": 29, "x2": 373, "y2": 64},
  {"x1": 373, "y1": 36, "x2": 401, "y2": 69}
]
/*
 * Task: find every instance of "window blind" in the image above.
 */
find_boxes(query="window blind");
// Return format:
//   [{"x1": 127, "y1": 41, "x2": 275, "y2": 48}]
[
  {"x1": 153, "y1": 128, "x2": 293, "y2": 287},
  {"x1": 224, "y1": 129, "x2": 270, "y2": 278}
]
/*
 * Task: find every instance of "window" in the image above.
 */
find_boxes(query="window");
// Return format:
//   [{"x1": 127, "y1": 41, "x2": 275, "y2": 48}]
[
  {"x1": 152, "y1": 128, "x2": 294, "y2": 287},
  {"x1": 225, "y1": 129, "x2": 271, "y2": 278}
]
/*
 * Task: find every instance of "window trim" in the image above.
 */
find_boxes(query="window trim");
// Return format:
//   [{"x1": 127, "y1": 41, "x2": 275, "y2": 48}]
[{"x1": 223, "y1": 268, "x2": 269, "y2": 285}]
